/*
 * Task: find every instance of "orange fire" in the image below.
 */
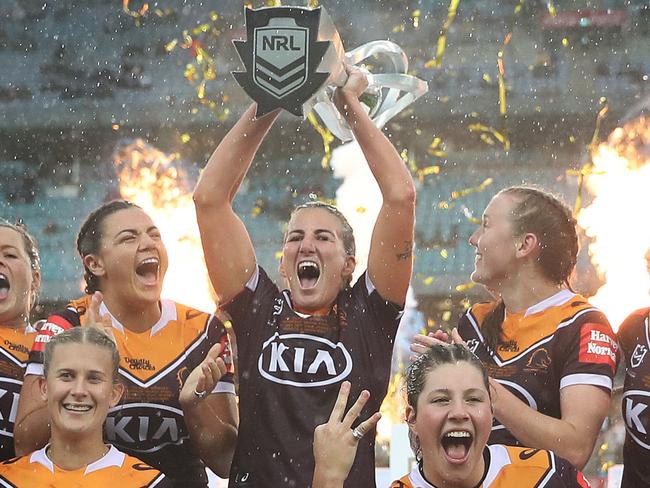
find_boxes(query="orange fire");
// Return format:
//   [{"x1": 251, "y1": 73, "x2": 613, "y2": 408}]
[
  {"x1": 578, "y1": 116, "x2": 650, "y2": 330},
  {"x1": 113, "y1": 139, "x2": 215, "y2": 313}
]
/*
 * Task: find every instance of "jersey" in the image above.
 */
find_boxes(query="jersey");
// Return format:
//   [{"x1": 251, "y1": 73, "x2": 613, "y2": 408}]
[
  {"x1": 617, "y1": 307, "x2": 650, "y2": 487},
  {"x1": 27, "y1": 296, "x2": 235, "y2": 487},
  {"x1": 390, "y1": 445, "x2": 590, "y2": 488},
  {"x1": 458, "y1": 290, "x2": 618, "y2": 446},
  {"x1": 224, "y1": 266, "x2": 402, "y2": 488},
  {"x1": 0, "y1": 444, "x2": 170, "y2": 487},
  {"x1": 0, "y1": 324, "x2": 37, "y2": 461}
]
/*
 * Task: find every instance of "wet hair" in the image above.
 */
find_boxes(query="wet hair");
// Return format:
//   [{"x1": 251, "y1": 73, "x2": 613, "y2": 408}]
[
  {"x1": 0, "y1": 220, "x2": 41, "y2": 273},
  {"x1": 0, "y1": 220, "x2": 41, "y2": 311},
  {"x1": 405, "y1": 343, "x2": 490, "y2": 460},
  {"x1": 481, "y1": 186, "x2": 579, "y2": 352},
  {"x1": 76, "y1": 200, "x2": 140, "y2": 294},
  {"x1": 43, "y1": 327, "x2": 120, "y2": 382},
  {"x1": 288, "y1": 201, "x2": 356, "y2": 257}
]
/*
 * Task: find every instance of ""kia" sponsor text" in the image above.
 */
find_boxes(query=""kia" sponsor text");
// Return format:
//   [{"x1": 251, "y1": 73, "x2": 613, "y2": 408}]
[{"x1": 258, "y1": 333, "x2": 352, "y2": 388}]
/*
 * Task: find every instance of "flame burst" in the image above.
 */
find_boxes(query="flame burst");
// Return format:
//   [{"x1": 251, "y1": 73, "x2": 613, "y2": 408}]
[
  {"x1": 578, "y1": 116, "x2": 650, "y2": 330},
  {"x1": 113, "y1": 139, "x2": 215, "y2": 313}
]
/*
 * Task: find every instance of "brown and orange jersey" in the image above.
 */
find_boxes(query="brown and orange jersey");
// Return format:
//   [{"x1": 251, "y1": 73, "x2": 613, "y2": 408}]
[
  {"x1": 0, "y1": 444, "x2": 170, "y2": 487},
  {"x1": 390, "y1": 445, "x2": 590, "y2": 488},
  {"x1": 0, "y1": 324, "x2": 37, "y2": 461},
  {"x1": 457, "y1": 290, "x2": 618, "y2": 446},
  {"x1": 617, "y1": 307, "x2": 650, "y2": 487},
  {"x1": 27, "y1": 296, "x2": 234, "y2": 487}
]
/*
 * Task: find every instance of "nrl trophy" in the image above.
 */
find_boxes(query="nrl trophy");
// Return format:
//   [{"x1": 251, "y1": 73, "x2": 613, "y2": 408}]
[{"x1": 233, "y1": 6, "x2": 428, "y2": 142}]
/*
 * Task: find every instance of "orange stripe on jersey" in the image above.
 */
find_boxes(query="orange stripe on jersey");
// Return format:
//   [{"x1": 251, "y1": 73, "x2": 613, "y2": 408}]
[
  {"x1": 491, "y1": 446, "x2": 554, "y2": 485},
  {"x1": 72, "y1": 296, "x2": 212, "y2": 383},
  {"x1": 0, "y1": 449, "x2": 167, "y2": 488},
  {"x1": 469, "y1": 297, "x2": 594, "y2": 362},
  {"x1": 0, "y1": 325, "x2": 36, "y2": 366}
]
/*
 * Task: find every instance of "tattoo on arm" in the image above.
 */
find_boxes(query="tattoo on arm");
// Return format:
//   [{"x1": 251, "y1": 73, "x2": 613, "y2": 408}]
[{"x1": 395, "y1": 241, "x2": 413, "y2": 261}]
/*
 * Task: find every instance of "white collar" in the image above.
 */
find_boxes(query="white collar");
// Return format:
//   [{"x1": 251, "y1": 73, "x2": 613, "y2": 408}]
[
  {"x1": 30, "y1": 444, "x2": 126, "y2": 475},
  {"x1": 522, "y1": 289, "x2": 576, "y2": 318},
  {"x1": 99, "y1": 299, "x2": 177, "y2": 336}
]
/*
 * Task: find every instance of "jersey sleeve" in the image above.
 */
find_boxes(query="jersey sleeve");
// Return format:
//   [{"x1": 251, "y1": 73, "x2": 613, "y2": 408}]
[
  {"x1": 556, "y1": 308, "x2": 618, "y2": 391},
  {"x1": 357, "y1": 272, "x2": 403, "y2": 335},
  {"x1": 207, "y1": 314, "x2": 236, "y2": 395},
  {"x1": 617, "y1": 308, "x2": 650, "y2": 364},
  {"x1": 26, "y1": 306, "x2": 80, "y2": 376},
  {"x1": 221, "y1": 266, "x2": 278, "y2": 335}
]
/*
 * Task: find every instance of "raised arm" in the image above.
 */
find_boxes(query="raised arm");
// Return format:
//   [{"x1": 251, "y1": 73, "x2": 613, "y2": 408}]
[
  {"x1": 193, "y1": 105, "x2": 280, "y2": 304},
  {"x1": 334, "y1": 68, "x2": 416, "y2": 306}
]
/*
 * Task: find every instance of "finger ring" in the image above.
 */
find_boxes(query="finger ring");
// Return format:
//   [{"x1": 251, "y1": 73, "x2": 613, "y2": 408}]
[
  {"x1": 193, "y1": 388, "x2": 207, "y2": 400},
  {"x1": 351, "y1": 427, "x2": 364, "y2": 440}
]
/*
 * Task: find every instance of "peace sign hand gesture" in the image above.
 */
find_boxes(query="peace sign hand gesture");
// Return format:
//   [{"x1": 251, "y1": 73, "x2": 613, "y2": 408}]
[{"x1": 313, "y1": 381, "x2": 381, "y2": 487}]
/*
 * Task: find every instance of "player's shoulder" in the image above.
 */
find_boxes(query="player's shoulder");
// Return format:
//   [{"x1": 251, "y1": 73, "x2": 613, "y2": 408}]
[
  {"x1": 494, "y1": 445, "x2": 589, "y2": 487},
  {"x1": 171, "y1": 300, "x2": 212, "y2": 325},
  {"x1": 0, "y1": 453, "x2": 49, "y2": 486},
  {"x1": 67, "y1": 295, "x2": 92, "y2": 316},
  {"x1": 120, "y1": 453, "x2": 168, "y2": 484},
  {"x1": 466, "y1": 300, "x2": 497, "y2": 325},
  {"x1": 619, "y1": 307, "x2": 650, "y2": 335},
  {"x1": 389, "y1": 474, "x2": 414, "y2": 488},
  {"x1": 499, "y1": 445, "x2": 555, "y2": 469}
]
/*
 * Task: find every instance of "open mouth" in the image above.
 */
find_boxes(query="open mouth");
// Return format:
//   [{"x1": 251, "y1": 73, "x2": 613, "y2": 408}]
[
  {"x1": 441, "y1": 430, "x2": 473, "y2": 463},
  {"x1": 63, "y1": 403, "x2": 92, "y2": 413},
  {"x1": 297, "y1": 260, "x2": 320, "y2": 289},
  {"x1": 135, "y1": 257, "x2": 160, "y2": 286},
  {"x1": 0, "y1": 274, "x2": 10, "y2": 301}
]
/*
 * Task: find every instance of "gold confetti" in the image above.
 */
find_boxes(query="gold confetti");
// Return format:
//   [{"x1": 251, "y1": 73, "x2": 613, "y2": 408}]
[
  {"x1": 356, "y1": 207, "x2": 367, "y2": 214},
  {"x1": 275, "y1": 251, "x2": 283, "y2": 260},
  {"x1": 165, "y1": 39, "x2": 178, "y2": 52},
  {"x1": 442, "y1": 311, "x2": 452, "y2": 322},
  {"x1": 469, "y1": 123, "x2": 510, "y2": 151},
  {"x1": 547, "y1": 0, "x2": 556, "y2": 17},
  {"x1": 423, "y1": 276, "x2": 434, "y2": 285},
  {"x1": 455, "y1": 178, "x2": 493, "y2": 199},
  {"x1": 440, "y1": 249, "x2": 448, "y2": 259},
  {"x1": 497, "y1": 53, "x2": 507, "y2": 116},
  {"x1": 417, "y1": 165, "x2": 441, "y2": 177},
  {"x1": 307, "y1": 113, "x2": 334, "y2": 168},
  {"x1": 411, "y1": 9, "x2": 421, "y2": 29},
  {"x1": 573, "y1": 100, "x2": 609, "y2": 215},
  {"x1": 180, "y1": 133, "x2": 191, "y2": 144},
  {"x1": 428, "y1": 0, "x2": 460, "y2": 68},
  {"x1": 561, "y1": 37, "x2": 569, "y2": 47},
  {"x1": 111, "y1": 124, "x2": 120, "y2": 131},
  {"x1": 455, "y1": 282, "x2": 476, "y2": 292},
  {"x1": 461, "y1": 206, "x2": 481, "y2": 224},
  {"x1": 123, "y1": 0, "x2": 149, "y2": 19}
]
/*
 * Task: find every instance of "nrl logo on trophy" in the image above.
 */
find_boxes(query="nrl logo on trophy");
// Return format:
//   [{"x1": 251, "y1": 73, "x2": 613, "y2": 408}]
[
  {"x1": 233, "y1": 5, "x2": 428, "y2": 142},
  {"x1": 233, "y1": 7, "x2": 331, "y2": 117}
]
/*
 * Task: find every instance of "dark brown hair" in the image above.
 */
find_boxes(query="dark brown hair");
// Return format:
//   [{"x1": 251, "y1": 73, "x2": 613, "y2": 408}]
[
  {"x1": 405, "y1": 344, "x2": 490, "y2": 460},
  {"x1": 76, "y1": 200, "x2": 140, "y2": 294},
  {"x1": 482, "y1": 186, "x2": 578, "y2": 352}
]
